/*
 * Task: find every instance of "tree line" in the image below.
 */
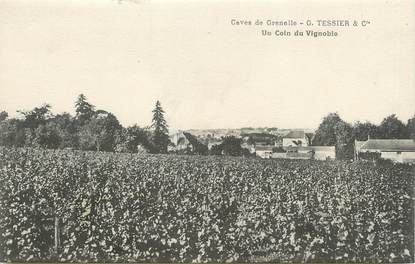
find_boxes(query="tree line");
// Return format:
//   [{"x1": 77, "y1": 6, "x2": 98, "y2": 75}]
[
  {"x1": 0, "y1": 94, "x2": 170, "y2": 154},
  {"x1": 0, "y1": 96, "x2": 413, "y2": 159}
]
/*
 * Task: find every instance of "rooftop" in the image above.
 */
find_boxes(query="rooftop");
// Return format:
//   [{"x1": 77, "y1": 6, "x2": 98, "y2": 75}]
[
  {"x1": 357, "y1": 139, "x2": 415, "y2": 152},
  {"x1": 255, "y1": 145, "x2": 275, "y2": 151},
  {"x1": 284, "y1": 146, "x2": 335, "y2": 151},
  {"x1": 284, "y1": 130, "x2": 305, "y2": 139}
]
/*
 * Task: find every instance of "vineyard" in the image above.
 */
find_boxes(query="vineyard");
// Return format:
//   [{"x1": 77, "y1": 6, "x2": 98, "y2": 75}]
[{"x1": 0, "y1": 147, "x2": 413, "y2": 262}]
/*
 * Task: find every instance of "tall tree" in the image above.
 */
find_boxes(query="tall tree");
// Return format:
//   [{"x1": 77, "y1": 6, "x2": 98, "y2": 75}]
[
  {"x1": 407, "y1": 115, "x2": 415, "y2": 140},
  {"x1": 151, "y1": 101, "x2": 169, "y2": 153},
  {"x1": 334, "y1": 121, "x2": 354, "y2": 159},
  {"x1": 75, "y1": 94, "x2": 95, "y2": 125},
  {"x1": 378, "y1": 114, "x2": 409, "y2": 139},
  {"x1": 314, "y1": 112, "x2": 354, "y2": 159}
]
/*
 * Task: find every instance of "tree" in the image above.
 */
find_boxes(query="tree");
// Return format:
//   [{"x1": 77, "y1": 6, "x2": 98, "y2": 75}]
[
  {"x1": 219, "y1": 136, "x2": 245, "y2": 156},
  {"x1": 407, "y1": 116, "x2": 415, "y2": 140},
  {"x1": 182, "y1": 132, "x2": 208, "y2": 155},
  {"x1": 314, "y1": 113, "x2": 354, "y2": 159},
  {"x1": 305, "y1": 133, "x2": 314, "y2": 145},
  {"x1": 151, "y1": 101, "x2": 169, "y2": 153},
  {"x1": 75, "y1": 94, "x2": 95, "y2": 125},
  {"x1": 0, "y1": 111, "x2": 8, "y2": 122},
  {"x1": 313, "y1": 112, "x2": 343, "y2": 146},
  {"x1": 51, "y1": 113, "x2": 79, "y2": 149},
  {"x1": 115, "y1": 125, "x2": 154, "y2": 153},
  {"x1": 334, "y1": 121, "x2": 354, "y2": 159},
  {"x1": 33, "y1": 123, "x2": 62, "y2": 149},
  {"x1": 378, "y1": 114, "x2": 409, "y2": 139},
  {"x1": 210, "y1": 144, "x2": 223, "y2": 155},
  {"x1": 18, "y1": 103, "x2": 53, "y2": 129},
  {"x1": 78, "y1": 111, "x2": 121, "y2": 151},
  {"x1": 0, "y1": 118, "x2": 26, "y2": 147},
  {"x1": 352, "y1": 121, "x2": 379, "y2": 141}
]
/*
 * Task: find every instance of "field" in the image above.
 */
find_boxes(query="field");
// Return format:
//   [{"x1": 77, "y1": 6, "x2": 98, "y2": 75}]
[{"x1": 0, "y1": 147, "x2": 413, "y2": 263}]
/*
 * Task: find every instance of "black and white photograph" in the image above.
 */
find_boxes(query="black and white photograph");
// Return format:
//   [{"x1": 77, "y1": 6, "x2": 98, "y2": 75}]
[{"x1": 0, "y1": 0, "x2": 414, "y2": 263}]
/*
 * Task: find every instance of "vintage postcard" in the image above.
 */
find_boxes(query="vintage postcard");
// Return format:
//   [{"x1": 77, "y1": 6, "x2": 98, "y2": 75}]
[{"x1": 0, "y1": 0, "x2": 414, "y2": 263}]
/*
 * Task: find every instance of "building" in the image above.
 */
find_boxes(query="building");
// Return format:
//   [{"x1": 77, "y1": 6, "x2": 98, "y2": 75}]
[
  {"x1": 169, "y1": 131, "x2": 192, "y2": 152},
  {"x1": 282, "y1": 131, "x2": 309, "y2": 147},
  {"x1": 283, "y1": 146, "x2": 336, "y2": 160},
  {"x1": 169, "y1": 131, "x2": 208, "y2": 153},
  {"x1": 255, "y1": 145, "x2": 274, "y2": 159},
  {"x1": 255, "y1": 144, "x2": 335, "y2": 160},
  {"x1": 354, "y1": 138, "x2": 415, "y2": 163}
]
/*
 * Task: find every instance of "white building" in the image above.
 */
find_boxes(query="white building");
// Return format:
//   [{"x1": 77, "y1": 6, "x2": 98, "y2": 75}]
[
  {"x1": 355, "y1": 138, "x2": 415, "y2": 163},
  {"x1": 282, "y1": 131, "x2": 309, "y2": 147},
  {"x1": 255, "y1": 146, "x2": 274, "y2": 159},
  {"x1": 287, "y1": 146, "x2": 336, "y2": 160},
  {"x1": 271, "y1": 146, "x2": 336, "y2": 160}
]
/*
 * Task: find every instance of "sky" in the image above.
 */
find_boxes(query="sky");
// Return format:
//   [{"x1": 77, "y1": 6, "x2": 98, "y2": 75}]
[{"x1": 0, "y1": 0, "x2": 414, "y2": 131}]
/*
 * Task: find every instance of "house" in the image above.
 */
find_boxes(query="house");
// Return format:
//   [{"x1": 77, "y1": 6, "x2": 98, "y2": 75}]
[
  {"x1": 283, "y1": 146, "x2": 336, "y2": 160},
  {"x1": 169, "y1": 131, "x2": 208, "y2": 154},
  {"x1": 169, "y1": 131, "x2": 191, "y2": 152},
  {"x1": 354, "y1": 138, "x2": 415, "y2": 163},
  {"x1": 255, "y1": 145, "x2": 274, "y2": 159},
  {"x1": 255, "y1": 143, "x2": 335, "y2": 160},
  {"x1": 282, "y1": 131, "x2": 309, "y2": 147}
]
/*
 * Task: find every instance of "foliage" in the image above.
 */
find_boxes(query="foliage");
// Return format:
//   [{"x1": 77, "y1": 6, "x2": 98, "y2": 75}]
[
  {"x1": 406, "y1": 115, "x2": 415, "y2": 140},
  {"x1": 352, "y1": 121, "x2": 379, "y2": 141},
  {"x1": 78, "y1": 111, "x2": 121, "y2": 152},
  {"x1": 182, "y1": 132, "x2": 208, "y2": 155},
  {"x1": 51, "y1": 113, "x2": 79, "y2": 149},
  {"x1": 151, "y1": 101, "x2": 169, "y2": 153},
  {"x1": 213, "y1": 136, "x2": 246, "y2": 156},
  {"x1": 0, "y1": 119, "x2": 26, "y2": 147},
  {"x1": 334, "y1": 121, "x2": 354, "y2": 160},
  {"x1": 115, "y1": 125, "x2": 154, "y2": 153},
  {"x1": 313, "y1": 113, "x2": 343, "y2": 146},
  {"x1": 0, "y1": 111, "x2": 8, "y2": 123},
  {"x1": 0, "y1": 148, "x2": 413, "y2": 263},
  {"x1": 74, "y1": 94, "x2": 95, "y2": 126},
  {"x1": 0, "y1": 96, "x2": 156, "y2": 154},
  {"x1": 33, "y1": 123, "x2": 62, "y2": 149},
  {"x1": 18, "y1": 104, "x2": 53, "y2": 129},
  {"x1": 314, "y1": 113, "x2": 354, "y2": 159},
  {"x1": 210, "y1": 144, "x2": 223, "y2": 155},
  {"x1": 378, "y1": 114, "x2": 409, "y2": 139},
  {"x1": 305, "y1": 133, "x2": 314, "y2": 145}
]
